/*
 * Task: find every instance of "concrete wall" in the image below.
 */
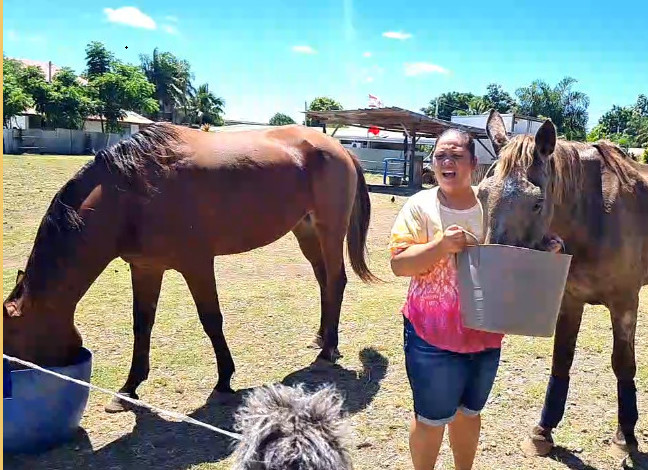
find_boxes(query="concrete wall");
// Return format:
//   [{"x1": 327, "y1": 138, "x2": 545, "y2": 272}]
[{"x1": 2, "y1": 128, "x2": 129, "y2": 155}]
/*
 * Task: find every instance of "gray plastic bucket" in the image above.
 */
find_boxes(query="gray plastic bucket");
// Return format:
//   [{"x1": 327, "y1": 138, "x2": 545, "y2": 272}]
[{"x1": 455, "y1": 233, "x2": 572, "y2": 337}]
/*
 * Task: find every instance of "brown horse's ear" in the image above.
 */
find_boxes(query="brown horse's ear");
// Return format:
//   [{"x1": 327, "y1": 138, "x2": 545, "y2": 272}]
[
  {"x1": 535, "y1": 120, "x2": 557, "y2": 162},
  {"x1": 485, "y1": 109, "x2": 509, "y2": 155},
  {"x1": 16, "y1": 269, "x2": 25, "y2": 285},
  {"x1": 4, "y1": 300, "x2": 22, "y2": 318}
]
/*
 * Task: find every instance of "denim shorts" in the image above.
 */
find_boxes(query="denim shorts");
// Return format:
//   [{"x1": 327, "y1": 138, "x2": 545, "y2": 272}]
[{"x1": 403, "y1": 316, "x2": 501, "y2": 426}]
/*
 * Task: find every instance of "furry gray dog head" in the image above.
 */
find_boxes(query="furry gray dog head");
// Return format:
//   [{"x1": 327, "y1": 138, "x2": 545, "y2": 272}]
[{"x1": 230, "y1": 383, "x2": 353, "y2": 470}]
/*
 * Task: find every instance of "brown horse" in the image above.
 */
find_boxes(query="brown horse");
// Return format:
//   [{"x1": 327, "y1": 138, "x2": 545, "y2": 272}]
[
  {"x1": 477, "y1": 110, "x2": 648, "y2": 460},
  {"x1": 3, "y1": 122, "x2": 377, "y2": 412}
]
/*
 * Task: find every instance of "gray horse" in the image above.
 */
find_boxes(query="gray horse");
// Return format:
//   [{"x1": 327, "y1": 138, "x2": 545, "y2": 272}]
[{"x1": 478, "y1": 110, "x2": 648, "y2": 463}]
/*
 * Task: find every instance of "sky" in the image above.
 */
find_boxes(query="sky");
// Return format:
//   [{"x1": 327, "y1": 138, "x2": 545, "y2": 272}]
[{"x1": 3, "y1": 0, "x2": 647, "y2": 129}]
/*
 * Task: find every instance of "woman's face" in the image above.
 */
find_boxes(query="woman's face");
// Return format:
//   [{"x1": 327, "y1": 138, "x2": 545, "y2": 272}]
[{"x1": 432, "y1": 134, "x2": 476, "y2": 192}]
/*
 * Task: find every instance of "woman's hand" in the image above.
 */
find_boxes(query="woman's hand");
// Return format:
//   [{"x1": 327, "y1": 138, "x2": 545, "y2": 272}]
[{"x1": 440, "y1": 225, "x2": 468, "y2": 254}]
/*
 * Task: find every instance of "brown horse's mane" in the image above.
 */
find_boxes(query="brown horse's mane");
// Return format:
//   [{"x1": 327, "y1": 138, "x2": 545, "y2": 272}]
[
  {"x1": 19, "y1": 123, "x2": 186, "y2": 297},
  {"x1": 494, "y1": 134, "x2": 638, "y2": 204}
]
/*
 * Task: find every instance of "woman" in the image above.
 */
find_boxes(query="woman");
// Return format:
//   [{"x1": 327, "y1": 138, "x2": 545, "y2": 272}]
[{"x1": 389, "y1": 128, "x2": 500, "y2": 470}]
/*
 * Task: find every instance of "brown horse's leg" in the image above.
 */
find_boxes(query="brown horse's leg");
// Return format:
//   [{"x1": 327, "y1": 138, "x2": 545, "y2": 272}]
[
  {"x1": 313, "y1": 225, "x2": 348, "y2": 363},
  {"x1": 105, "y1": 264, "x2": 164, "y2": 413},
  {"x1": 293, "y1": 216, "x2": 329, "y2": 350},
  {"x1": 181, "y1": 259, "x2": 236, "y2": 394},
  {"x1": 609, "y1": 293, "x2": 640, "y2": 456},
  {"x1": 522, "y1": 293, "x2": 584, "y2": 456}
]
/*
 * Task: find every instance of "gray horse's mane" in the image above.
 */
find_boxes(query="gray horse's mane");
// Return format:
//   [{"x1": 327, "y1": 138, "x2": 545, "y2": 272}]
[{"x1": 231, "y1": 383, "x2": 353, "y2": 470}]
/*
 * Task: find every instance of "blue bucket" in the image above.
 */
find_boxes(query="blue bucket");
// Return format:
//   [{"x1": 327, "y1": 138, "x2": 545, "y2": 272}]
[{"x1": 3, "y1": 347, "x2": 93, "y2": 454}]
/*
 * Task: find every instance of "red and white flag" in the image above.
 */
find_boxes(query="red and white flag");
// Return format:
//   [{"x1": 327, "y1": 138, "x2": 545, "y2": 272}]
[{"x1": 368, "y1": 94, "x2": 383, "y2": 108}]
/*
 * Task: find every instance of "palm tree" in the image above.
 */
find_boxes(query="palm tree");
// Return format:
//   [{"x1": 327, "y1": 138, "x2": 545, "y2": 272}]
[
  {"x1": 140, "y1": 48, "x2": 195, "y2": 122},
  {"x1": 189, "y1": 83, "x2": 225, "y2": 126}
]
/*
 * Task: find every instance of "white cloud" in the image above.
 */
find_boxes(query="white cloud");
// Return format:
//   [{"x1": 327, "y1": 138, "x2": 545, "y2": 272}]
[
  {"x1": 165, "y1": 15, "x2": 179, "y2": 22},
  {"x1": 363, "y1": 51, "x2": 372, "y2": 58},
  {"x1": 103, "y1": 6, "x2": 156, "y2": 30},
  {"x1": 162, "y1": 24, "x2": 179, "y2": 35},
  {"x1": 404, "y1": 62, "x2": 450, "y2": 76},
  {"x1": 364, "y1": 76, "x2": 374, "y2": 83},
  {"x1": 7, "y1": 30, "x2": 18, "y2": 41},
  {"x1": 292, "y1": 45, "x2": 317, "y2": 54},
  {"x1": 382, "y1": 31, "x2": 412, "y2": 40}
]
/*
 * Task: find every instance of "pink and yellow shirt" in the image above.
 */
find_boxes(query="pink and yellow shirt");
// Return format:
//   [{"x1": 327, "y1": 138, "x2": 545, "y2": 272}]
[{"x1": 389, "y1": 186, "x2": 503, "y2": 353}]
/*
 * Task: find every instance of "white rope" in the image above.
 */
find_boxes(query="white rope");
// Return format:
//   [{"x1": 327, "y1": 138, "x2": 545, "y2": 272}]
[{"x1": 3, "y1": 353, "x2": 243, "y2": 441}]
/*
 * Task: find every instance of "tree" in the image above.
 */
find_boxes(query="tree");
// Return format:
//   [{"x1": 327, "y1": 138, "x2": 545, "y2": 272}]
[
  {"x1": 586, "y1": 124, "x2": 607, "y2": 142},
  {"x1": 515, "y1": 77, "x2": 589, "y2": 141},
  {"x1": 421, "y1": 92, "x2": 476, "y2": 121},
  {"x1": 269, "y1": 112, "x2": 296, "y2": 126},
  {"x1": 16, "y1": 65, "x2": 52, "y2": 118},
  {"x1": 594, "y1": 95, "x2": 648, "y2": 148},
  {"x1": 483, "y1": 83, "x2": 517, "y2": 114},
  {"x1": 188, "y1": 83, "x2": 225, "y2": 126},
  {"x1": 85, "y1": 41, "x2": 113, "y2": 79},
  {"x1": 44, "y1": 68, "x2": 95, "y2": 129},
  {"x1": 306, "y1": 97, "x2": 342, "y2": 126},
  {"x1": 3, "y1": 57, "x2": 33, "y2": 127},
  {"x1": 140, "y1": 48, "x2": 195, "y2": 122},
  {"x1": 634, "y1": 94, "x2": 648, "y2": 117},
  {"x1": 86, "y1": 58, "x2": 158, "y2": 133},
  {"x1": 598, "y1": 105, "x2": 635, "y2": 135}
]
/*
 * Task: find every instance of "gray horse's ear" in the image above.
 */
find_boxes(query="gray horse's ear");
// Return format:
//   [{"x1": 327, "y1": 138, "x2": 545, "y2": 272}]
[
  {"x1": 535, "y1": 120, "x2": 557, "y2": 162},
  {"x1": 16, "y1": 269, "x2": 25, "y2": 285},
  {"x1": 485, "y1": 109, "x2": 509, "y2": 155}
]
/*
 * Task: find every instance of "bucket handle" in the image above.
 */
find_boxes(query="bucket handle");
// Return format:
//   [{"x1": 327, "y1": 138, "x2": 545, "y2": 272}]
[{"x1": 453, "y1": 229, "x2": 481, "y2": 267}]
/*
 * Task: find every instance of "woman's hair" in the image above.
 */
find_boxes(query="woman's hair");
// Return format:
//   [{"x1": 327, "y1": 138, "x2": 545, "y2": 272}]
[{"x1": 435, "y1": 128, "x2": 476, "y2": 160}]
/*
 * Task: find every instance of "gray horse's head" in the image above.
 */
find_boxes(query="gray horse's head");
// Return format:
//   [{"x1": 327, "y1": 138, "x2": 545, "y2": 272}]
[{"x1": 478, "y1": 110, "x2": 566, "y2": 251}]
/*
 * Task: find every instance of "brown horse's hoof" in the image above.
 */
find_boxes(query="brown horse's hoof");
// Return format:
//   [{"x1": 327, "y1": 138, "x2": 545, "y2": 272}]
[
  {"x1": 313, "y1": 348, "x2": 342, "y2": 366},
  {"x1": 215, "y1": 383, "x2": 236, "y2": 395},
  {"x1": 104, "y1": 393, "x2": 136, "y2": 413},
  {"x1": 521, "y1": 425, "x2": 554, "y2": 457}
]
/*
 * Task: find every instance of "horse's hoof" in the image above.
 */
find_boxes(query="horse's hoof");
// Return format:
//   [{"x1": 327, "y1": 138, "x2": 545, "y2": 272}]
[
  {"x1": 104, "y1": 393, "x2": 136, "y2": 413},
  {"x1": 611, "y1": 430, "x2": 638, "y2": 460},
  {"x1": 316, "y1": 347, "x2": 342, "y2": 364},
  {"x1": 215, "y1": 383, "x2": 236, "y2": 395},
  {"x1": 622, "y1": 450, "x2": 648, "y2": 470},
  {"x1": 521, "y1": 426, "x2": 554, "y2": 457}
]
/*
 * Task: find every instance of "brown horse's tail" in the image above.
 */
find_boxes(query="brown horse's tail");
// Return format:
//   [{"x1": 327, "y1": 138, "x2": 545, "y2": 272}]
[{"x1": 346, "y1": 153, "x2": 380, "y2": 283}]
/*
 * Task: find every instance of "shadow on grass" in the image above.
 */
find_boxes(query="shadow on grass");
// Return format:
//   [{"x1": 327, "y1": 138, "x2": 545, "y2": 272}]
[
  {"x1": 548, "y1": 445, "x2": 648, "y2": 470},
  {"x1": 548, "y1": 446, "x2": 603, "y2": 470},
  {"x1": 4, "y1": 347, "x2": 388, "y2": 470}
]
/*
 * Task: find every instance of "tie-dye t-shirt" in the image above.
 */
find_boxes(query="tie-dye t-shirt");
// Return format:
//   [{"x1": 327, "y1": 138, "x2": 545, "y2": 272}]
[{"x1": 389, "y1": 187, "x2": 503, "y2": 353}]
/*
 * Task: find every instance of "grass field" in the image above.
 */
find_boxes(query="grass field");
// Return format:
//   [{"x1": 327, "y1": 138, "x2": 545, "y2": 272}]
[{"x1": 3, "y1": 154, "x2": 648, "y2": 470}]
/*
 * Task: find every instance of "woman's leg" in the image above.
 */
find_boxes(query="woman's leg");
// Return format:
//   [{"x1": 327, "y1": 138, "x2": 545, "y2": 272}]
[
  {"x1": 403, "y1": 317, "x2": 466, "y2": 469},
  {"x1": 409, "y1": 417, "x2": 445, "y2": 470},
  {"x1": 449, "y1": 347, "x2": 501, "y2": 470},
  {"x1": 448, "y1": 411, "x2": 481, "y2": 470}
]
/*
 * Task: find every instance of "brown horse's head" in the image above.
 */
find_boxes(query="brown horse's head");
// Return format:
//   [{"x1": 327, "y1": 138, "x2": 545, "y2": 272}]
[
  {"x1": 4, "y1": 269, "x2": 27, "y2": 318},
  {"x1": 3, "y1": 269, "x2": 40, "y2": 361},
  {"x1": 477, "y1": 110, "x2": 567, "y2": 251}
]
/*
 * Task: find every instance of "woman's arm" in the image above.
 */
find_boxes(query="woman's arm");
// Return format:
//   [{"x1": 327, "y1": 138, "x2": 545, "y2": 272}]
[{"x1": 391, "y1": 225, "x2": 467, "y2": 277}]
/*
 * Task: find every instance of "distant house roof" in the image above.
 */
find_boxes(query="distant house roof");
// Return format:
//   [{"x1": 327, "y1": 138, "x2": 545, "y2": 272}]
[
  {"x1": 85, "y1": 110, "x2": 154, "y2": 125},
  {"x1": 10, "y1": 58, "x2": 88, "y2": 85},
  {"x1": 20, "y1": 108, "x2": 154, "y2": 126}
]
